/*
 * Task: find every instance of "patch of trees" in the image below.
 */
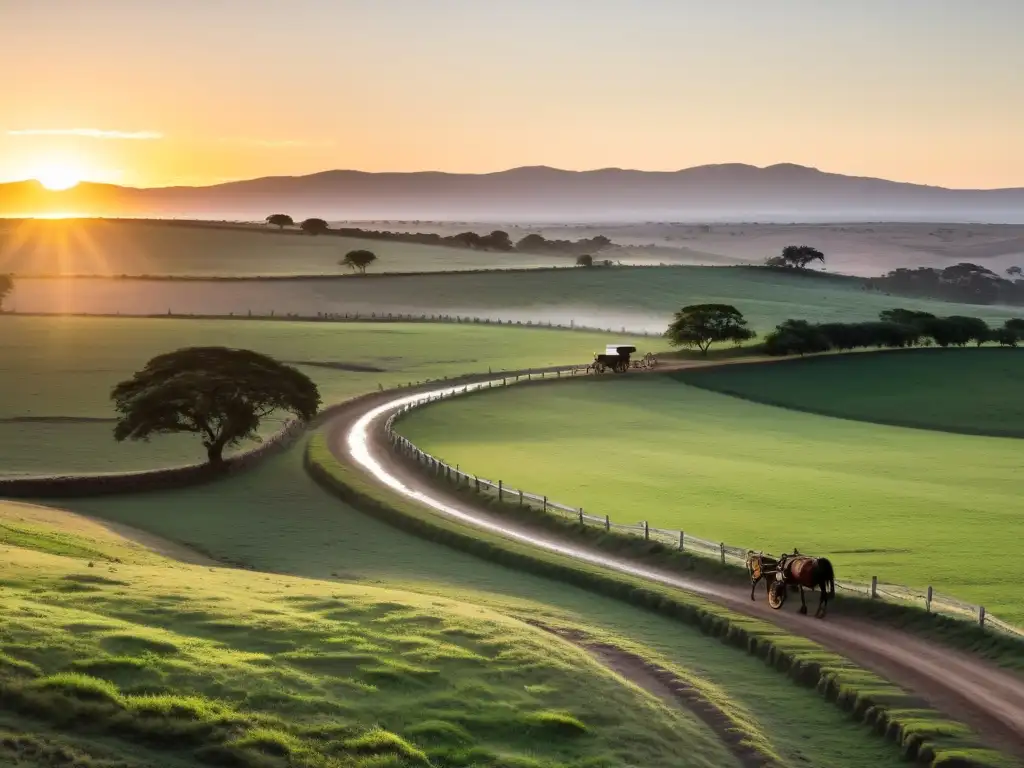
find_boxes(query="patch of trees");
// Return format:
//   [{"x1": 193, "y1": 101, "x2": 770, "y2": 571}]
[
  {"x1": 265, "y1": 213, "x2": 615, "y2": 255},
  {"x1": 0, "y1": 274, "x2": 12, "y2": 311},
  {"x1": 340, "y1": 249, "x2": 377, "y2": 274},
  {"x1": 111, "y1": 347, "x2": 321, "y2": 465},
  {"x1": 664, "y1": 304, "x2": 756, "y2": 356},
  {"x1": 866, "y1": 262, "x2": 1024, "y2": 306},
  {"x1": 763, "y1": 308, "x2": 1024, "y2": 356},
  {"x1": 764, "y1": 245, "x2": 826, "y2": 270}
]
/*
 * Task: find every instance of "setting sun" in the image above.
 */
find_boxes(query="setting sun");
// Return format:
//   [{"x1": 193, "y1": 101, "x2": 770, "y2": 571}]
[{"x1": 35, "y1": 164, "x2": 83, "y2": 191}]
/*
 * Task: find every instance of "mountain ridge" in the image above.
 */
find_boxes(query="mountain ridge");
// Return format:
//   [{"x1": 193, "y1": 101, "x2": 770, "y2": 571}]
[{"x1": 3, "y1": 163, "x2": 1023, "y2": 222}]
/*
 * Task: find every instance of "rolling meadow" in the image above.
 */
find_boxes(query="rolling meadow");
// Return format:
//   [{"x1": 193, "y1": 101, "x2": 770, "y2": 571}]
[
  {"x1": 2, "y1": 218, "x2": 1022, "y2": 766},
  {"x1": 396, "y1": 360, "x2": 1024, "y2": 627}
]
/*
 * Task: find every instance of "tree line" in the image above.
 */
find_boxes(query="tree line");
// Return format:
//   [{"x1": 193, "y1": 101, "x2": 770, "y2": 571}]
[
  {"x1": 265, "y1": 214, "x2": 614, "y2": 256},
  {"x1": 664, "y1": 304, "x2": 1024, "y2": 357},
  {"x1": 865, "y1": 262, "x2": 1024, "y2": 307}
]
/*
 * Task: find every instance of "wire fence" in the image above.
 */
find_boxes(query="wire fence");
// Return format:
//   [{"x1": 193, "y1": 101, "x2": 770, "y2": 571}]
[
  {"x1": 6, "y1": 309, "x2": 660, "y2": 339},
  {"x1": 384, "y1": 370, "x2": 1024, "y2": 641}
]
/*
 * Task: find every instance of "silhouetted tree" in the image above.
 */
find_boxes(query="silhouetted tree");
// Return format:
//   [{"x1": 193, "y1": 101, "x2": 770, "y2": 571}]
[
  {"x1": 780, "y1": 245, "x2": 825, "y2": 269},
  {"x1": 664, "y1": 304, "x2": 755, "y2": 356},
  {"x1": 0, "y1": 274, "x2": 12, "y2": 312},
  {"x1": 575, "y1": 254, "x2": 593, "y2": 267},
  {"x1": 111, "y1": 347, "x2": 320, "y2": 465},
  {"x1": 1007, "y1": 266, "x2": 1023, "y2": 278},
  {"x1": 266, "y1": 213, "x2": 294, "y2": 230},
  {"x1": 300, "y1": 218, "x2": 330, "y2": 236},
  {"x1": 341, "y1": 249, "x2": 377, "y2": 274}
]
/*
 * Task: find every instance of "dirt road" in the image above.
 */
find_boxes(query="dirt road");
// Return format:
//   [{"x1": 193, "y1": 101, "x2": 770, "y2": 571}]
[{"x1": 322, "y1": 374, "x2": 1024, "y2": 759}]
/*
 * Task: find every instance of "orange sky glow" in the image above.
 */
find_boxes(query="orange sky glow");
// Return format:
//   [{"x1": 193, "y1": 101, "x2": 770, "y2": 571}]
[{"x1": 3, "y1": 1, "x2": 1024, "y2": 191}]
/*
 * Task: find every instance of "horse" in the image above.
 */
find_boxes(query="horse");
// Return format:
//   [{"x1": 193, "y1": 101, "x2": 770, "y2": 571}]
[{"x1": 746, "y1": 549, "x2": 836, "y2": 618}]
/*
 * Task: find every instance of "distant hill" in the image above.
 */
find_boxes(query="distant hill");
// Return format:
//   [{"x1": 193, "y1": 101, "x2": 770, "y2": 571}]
[{"x1": 3, "y1": 163, "x2": 1024, "y2": 222}]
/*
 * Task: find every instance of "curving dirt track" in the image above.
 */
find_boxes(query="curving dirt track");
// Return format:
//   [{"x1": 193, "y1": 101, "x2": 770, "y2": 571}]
[{"x1": 321, "y1": 373, "x2": 1024, "y2": 760}]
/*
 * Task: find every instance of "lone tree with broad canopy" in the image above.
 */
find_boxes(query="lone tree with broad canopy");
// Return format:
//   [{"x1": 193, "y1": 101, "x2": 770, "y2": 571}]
[
  {"x1": 575, "y1": 254, "x2": 593, "y2": 267},
  {"x1": 665, "y1": 304, "x2": 755, "y2": 356},
  {"x1": 300, "y1": 218, "x2": 330, "y2": 235},
  {"x1": 0, "y1": 274, "x2": 12, "y2": 311},
  {"x1": 266, "y1": 213, "x2": 294, "y2": 230},
  {"x1": 111, "y1": 347, "x2": 321, "y2": 466},
  {"x1": 772, "y1": 245, "x2": 825, "y2": 269},
  {"x1": 341, "y1": 249, "x2": 377, "y2": 274}
]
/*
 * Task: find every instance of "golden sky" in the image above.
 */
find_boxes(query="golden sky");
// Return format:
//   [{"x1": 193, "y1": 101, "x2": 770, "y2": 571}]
[{"x1": 3, "y1": 0, "x2": 1024, "y2": 190}]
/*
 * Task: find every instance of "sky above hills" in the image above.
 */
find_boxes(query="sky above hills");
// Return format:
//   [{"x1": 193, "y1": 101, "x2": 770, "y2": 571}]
[{"x1": 3, "y1": 0, "x2": 1023, "y2": 190}]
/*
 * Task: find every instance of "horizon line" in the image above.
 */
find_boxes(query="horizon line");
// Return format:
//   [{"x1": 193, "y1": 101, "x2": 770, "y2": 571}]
[{"x1": 3, "y1": 163, "x2": 1024, "y2": 193}]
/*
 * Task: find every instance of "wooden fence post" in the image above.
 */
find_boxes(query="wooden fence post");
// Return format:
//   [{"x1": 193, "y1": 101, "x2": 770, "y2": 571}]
[
  {"x1": 498, "y1": 480, "x2": 503, "y2": 501},
  {"x1": 604, "y1": 514, "x2": 610, "y2": 532},
  {"x1": 644, "y1": 521, "x2": 649, "y2": 541},
  {"x1": 543, "y1": 496, "x2": 547, "y2": 512},
  {"x1": 578, "y1": 508, "x2": 583, "y2": 525},
  {"x1": 518, "y1": 490, "x2": 523, "y2": 506},
  {"x1": 678, "y1": 531, "x2": 684, "y2": 551},
  {"x1": 926, "y1": 586, "x2": 933, "y2": 613},
  {"x1": 475, "y1": 476, "x2": 480, "y2": 492},
  {"x1": 979, "y1": 606, "x2": 986, "y2": 628},
  {"x1": 719, "y1": 543, "x2": 725, "y2": 564},
  {"x1": 870, "y1": 576, "x2": 878, "y2": 599}
]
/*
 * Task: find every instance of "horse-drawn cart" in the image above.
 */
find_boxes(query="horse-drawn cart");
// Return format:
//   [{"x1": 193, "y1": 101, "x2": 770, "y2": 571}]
[
  {"x1": 746, "y1": 549, "x2": 837, "y2": 617},
  {"x1": 590, "y1": 345, "x2": 657, "y2": 374}
]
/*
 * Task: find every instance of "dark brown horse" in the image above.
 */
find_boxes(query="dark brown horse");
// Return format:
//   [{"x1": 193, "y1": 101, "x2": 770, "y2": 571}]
[{"x1": 746, "y1": 549, "x2": 836, "y2": 618}]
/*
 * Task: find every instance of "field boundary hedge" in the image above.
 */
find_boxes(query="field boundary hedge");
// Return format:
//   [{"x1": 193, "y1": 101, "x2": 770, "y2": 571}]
[
  {"x1": 0, "y1": 418, "x2": 307, "y2": 498},
  {"x1": 387, "y1": 372, "x2": 1024, "y2": 644},
  {"x1": 304, "y1": 434, "x2": 1012, "y2": 767}
]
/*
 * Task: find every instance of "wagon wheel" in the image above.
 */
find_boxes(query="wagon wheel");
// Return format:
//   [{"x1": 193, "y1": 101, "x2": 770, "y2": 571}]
[{"x1": 768, "y1": 580, "x2": 787, "y2": 609}]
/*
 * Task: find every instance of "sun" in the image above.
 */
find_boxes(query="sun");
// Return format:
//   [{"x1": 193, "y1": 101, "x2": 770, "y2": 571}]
[{"x1": 35, "y1": 164, "x2": 83, "y2": 191}]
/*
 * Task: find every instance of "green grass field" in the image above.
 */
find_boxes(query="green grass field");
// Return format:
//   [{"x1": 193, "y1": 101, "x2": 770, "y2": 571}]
[
  {"x1": 12, "y1": 264, "x2": 1020, "y2": 335},
  {"x1": 43, "y1": 450, "x2": 910, "y2": 768},
  {"x1": 396, "y1": 373, "x2": 1024, "y2": 627},
  {"x1": 0, "y1": 502, "x2": 744, "y2": 768},
  {"x1": 677, "y1": 347, "x2": 1024, "y2": 438},
  {"x1": 0, "y1": 315, "x2": 622, "y2": 474},
  {"x1": 0, "y1": 219, "x2": 571, "y2": 276}
]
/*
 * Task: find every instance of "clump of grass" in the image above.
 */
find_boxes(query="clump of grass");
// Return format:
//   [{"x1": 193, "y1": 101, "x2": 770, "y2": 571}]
[
  {"x1": 343, "y1": 727, "x2": 430, "y2": 765},
  {"x1": 100, "y1": 633, "x2": 178, "y2": 657},
  {"x1": 29, "y1": 672, "x2": 125, "y2": 706},
  {"x1": 520, "y1": 709, "x2": 588, "y2": 736},
  {"x1": 0, "y1": 652, "x2": 41, "y2": 679},
  {"x1": 403, "y1": 719, "x2": 473, "y2": 745},
  {"x1": 230, "y1": 726, "x2": 303, "y2": 756},
  {"x1": 124, "y1": 693, "x2": 233, "y2": 721}
]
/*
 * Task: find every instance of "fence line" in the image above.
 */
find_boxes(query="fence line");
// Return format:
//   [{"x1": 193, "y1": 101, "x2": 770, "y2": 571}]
[
  {"x1": 6, "y1": 309, "x2": 659, "y2": 339},
  {"x1": 383, "y1": 371, "x2": 1023, "y2": 641}
]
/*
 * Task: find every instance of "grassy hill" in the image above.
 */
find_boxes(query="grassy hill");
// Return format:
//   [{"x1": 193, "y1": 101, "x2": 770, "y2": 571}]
[
  {"x1": 676, "y1": 347, "x2": 1024, "y2": 438},
  {"x1": 0, "y1": 316, "x2": 625, "y2": 475},
  {"x1": 0, "y1": 219, "x2": 571, "y2": 277},
  {"x1": 0, "y1": 501, "x2": 745, "y2": 768},
  {"x1": 395, "y1": 370, "x2": 1024, "y2": 627},
  {"x1": 40, "y1": 446, "x2": 914, "y2": 768}
]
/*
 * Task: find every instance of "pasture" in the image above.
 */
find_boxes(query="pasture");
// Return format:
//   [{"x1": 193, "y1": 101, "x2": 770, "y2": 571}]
[
  {"x1": 677, "y1": 347, "x2": 1024, "y2": 438},
  {"x1": 9, "y1": 264, "x2": 1020, "y2": 334},
  {"x1": 47, "y1": 452, "x2": 909, "y2": 768},
  {"x1": 0, "y1": 315, "x2": 620, "y2": 474},
  {"x1": 0, "y1": 218, "x2": 570, "y2": 277},
  {"x1": 396, "y1": 373, "x2": 1024, "y2": 627},
  {"x1": 0, "y1": 503, "x2": 738, "y2": 768}
]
